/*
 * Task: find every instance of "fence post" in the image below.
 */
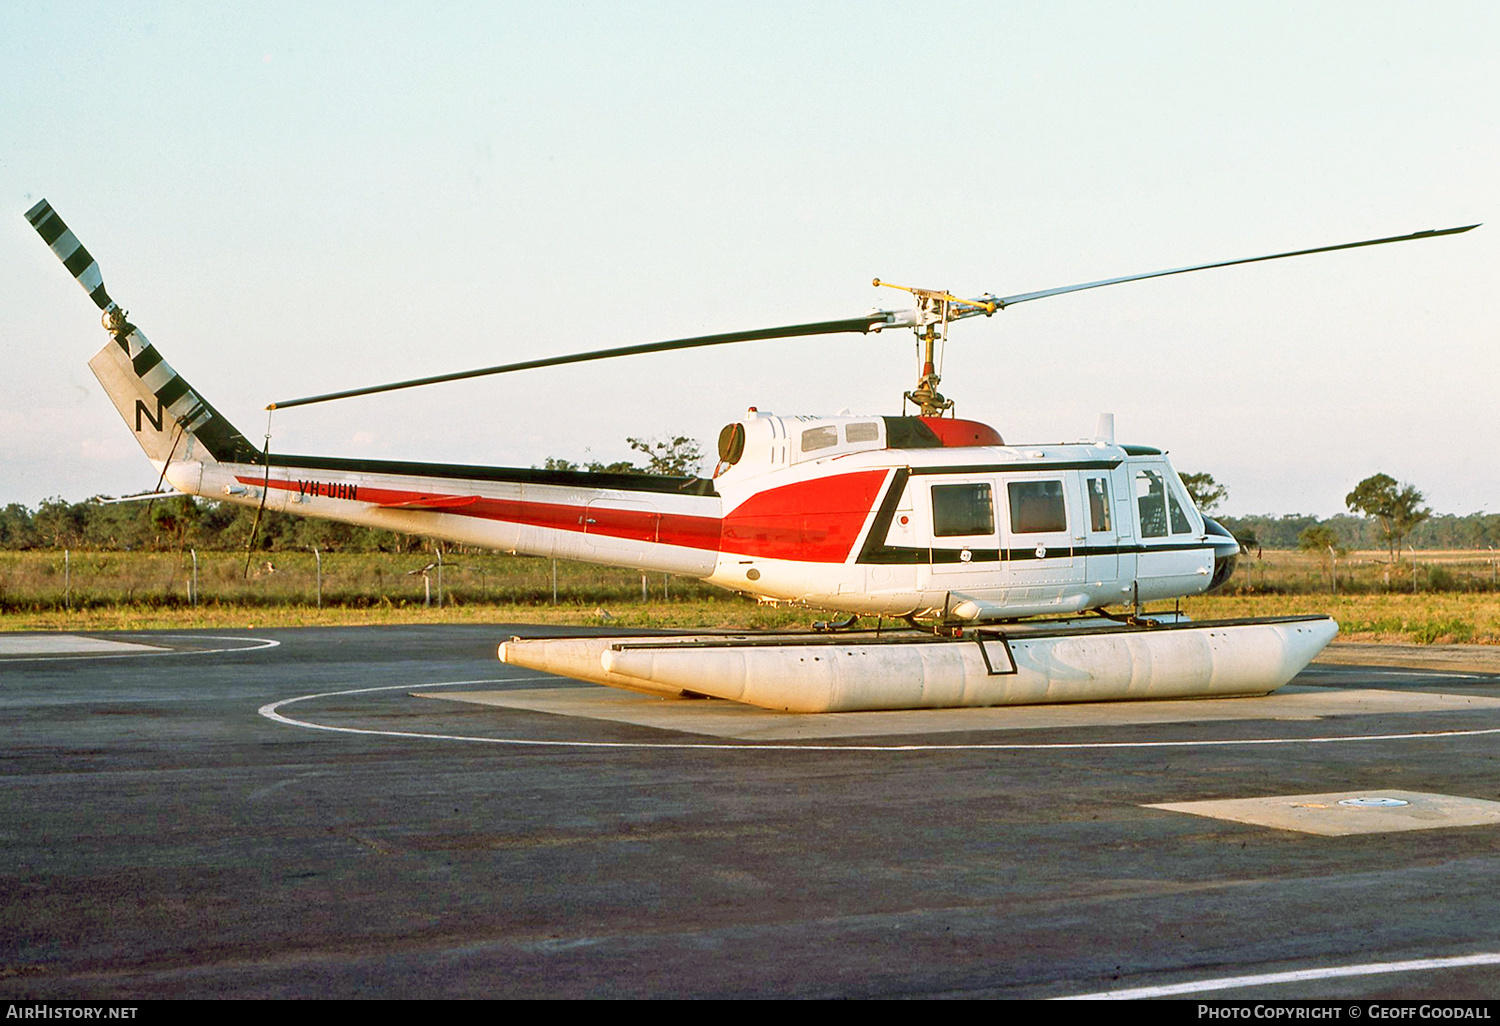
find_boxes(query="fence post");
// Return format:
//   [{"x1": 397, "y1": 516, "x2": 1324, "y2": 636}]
[
  {"x1": 190, "y1": 548, "x2": 198, "y2": 606},
  {"x1": 313, "y1": 546, "x2": 322, "y2": 608},
  {"x1": 64, "y1": 549, "x2": 71, "y2": 610}
]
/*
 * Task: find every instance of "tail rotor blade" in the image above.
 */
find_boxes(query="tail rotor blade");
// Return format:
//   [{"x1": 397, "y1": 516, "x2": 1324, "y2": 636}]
[{"x1": 24, "y1": 199, "x2": 116, "y2": 312}]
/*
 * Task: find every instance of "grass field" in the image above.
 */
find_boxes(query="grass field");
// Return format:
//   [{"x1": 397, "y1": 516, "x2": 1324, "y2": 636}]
[
  {"x1": 2, "y1": 548, "x2": 1497, "y2": 643},
  {"x1": 0, "y1": 550, "x2": 805, "y2": 632},
  {"x1": 1225, "y1": 547, "x2": 1500, "y2": 596}
]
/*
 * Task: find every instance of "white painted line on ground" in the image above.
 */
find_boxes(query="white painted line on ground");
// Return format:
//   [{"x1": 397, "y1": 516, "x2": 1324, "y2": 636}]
[
  {"x1": 1058, "y1": 950, "x2": 1500, "y2": 1000},
  {"x1": 149, "y1": 634, "x2": 281, "y2": 655},
  {"x1": 259, "y1": 679, "x2": 1500, "y2": 752}
]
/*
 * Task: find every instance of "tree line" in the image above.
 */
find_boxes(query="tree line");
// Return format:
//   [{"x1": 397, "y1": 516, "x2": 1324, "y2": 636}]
[
  {"x1": 5, "y1": 456, "x2": 1487, "y2": 556},
  {"x1": 0, "y1": 495, "x2": 426, "y2": 554},
  {"x1": 1184, "y1": 471, "x2": 1497, "y2": 559},
  {"x1": 1219, "y1": 511, "x2": 1500, "y2": 554}
]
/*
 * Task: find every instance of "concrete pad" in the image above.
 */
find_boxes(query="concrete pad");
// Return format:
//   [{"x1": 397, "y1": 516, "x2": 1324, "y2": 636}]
[
  {"x1": 0, "y1": 633, "x2": 168, "y2": 657},
  {"x1": 1146, "y1": 790, "x2": 1500, "y2": 836},
  {"x1": 418, "y1": 684, "x2": 1500, "y2": 740}
]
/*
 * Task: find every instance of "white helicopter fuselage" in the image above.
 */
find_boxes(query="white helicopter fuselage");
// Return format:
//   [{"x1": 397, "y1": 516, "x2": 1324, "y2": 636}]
[
  {"x1": 179, "y1": 427, "x2": 1221, "y2": 623},
  {"x1": 704, "y1": 411, "x2": 1224, "y2": 620}
]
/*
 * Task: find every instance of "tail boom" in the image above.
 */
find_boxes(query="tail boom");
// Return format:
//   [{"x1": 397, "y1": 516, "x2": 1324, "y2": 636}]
[{"x1": 206, "y1": 457, "x2": 723, "y2": 576}]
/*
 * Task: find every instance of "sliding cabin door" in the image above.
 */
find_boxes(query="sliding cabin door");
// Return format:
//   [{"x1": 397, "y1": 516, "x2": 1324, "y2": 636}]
[{"x1": 997, "y1": 475, "x2": 1084, "y2": 601}]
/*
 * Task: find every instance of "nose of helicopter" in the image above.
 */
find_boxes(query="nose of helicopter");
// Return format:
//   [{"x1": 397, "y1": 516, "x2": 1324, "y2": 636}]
[{"x1": 1203, "y1": 517, "x2": 1239, "y2": 591}]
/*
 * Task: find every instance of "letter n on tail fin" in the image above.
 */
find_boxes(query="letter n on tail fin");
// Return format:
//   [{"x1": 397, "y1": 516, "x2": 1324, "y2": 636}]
[{"x1": 135, "y1": 396, "x2": 164, "y2": 432}]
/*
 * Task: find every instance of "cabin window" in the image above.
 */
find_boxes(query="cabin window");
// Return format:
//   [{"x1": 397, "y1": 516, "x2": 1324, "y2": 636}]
[
  {"x1": 1008, "y1": 480, "x2": 1067, "y2": 534},
  {"x1": 1168, "y1": 484, "x2": 1193, "y2": 534},
  {"x1": 932, "y1": 483, "x2": 994, "y2": 537},
  {"x1": 1086, "y1": 477, "x2": 1111, "y2": 532},
  {"x1": 845, "y1": 421, "x2": 880, "y2": 443},
  {"x1": 1136, "y1": 469, "x2": 1169, "y2": 538},
  {"x1": 801, "y1": 425, "x2": 839, "y2": 452}
]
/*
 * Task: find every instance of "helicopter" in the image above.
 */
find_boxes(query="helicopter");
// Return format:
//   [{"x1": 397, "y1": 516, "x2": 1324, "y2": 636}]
[{"x1": 26, "y1": 199, "x2": 1476, "y2": 712}]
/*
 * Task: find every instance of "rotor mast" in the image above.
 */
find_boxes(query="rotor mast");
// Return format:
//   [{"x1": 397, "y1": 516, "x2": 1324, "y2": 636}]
[{"x1": 873, "y1": 280, "x2": 996, "y2": 417}]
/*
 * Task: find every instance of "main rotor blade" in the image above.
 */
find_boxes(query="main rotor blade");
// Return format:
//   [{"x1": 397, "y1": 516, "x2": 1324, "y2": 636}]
[
  {"x1": 25, "y1": 199, "x2": 116, "y2": 312},
  {"x1": 269, "y1": 315, "x2": 882, "y2": 410},
  {"x1": 990, "y1": 223, "x2": 1480, "y2": 309}
]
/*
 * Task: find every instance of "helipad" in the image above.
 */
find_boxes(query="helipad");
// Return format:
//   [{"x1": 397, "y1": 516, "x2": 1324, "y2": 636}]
[{"x1": 417, "y1": 683, "x2": 1500, "y2": 740}]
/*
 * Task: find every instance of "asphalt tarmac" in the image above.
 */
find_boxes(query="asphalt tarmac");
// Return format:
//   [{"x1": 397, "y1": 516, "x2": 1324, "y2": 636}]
[{"x1": 4, "y1": 624, "x2": 1500, "y2": 1000}]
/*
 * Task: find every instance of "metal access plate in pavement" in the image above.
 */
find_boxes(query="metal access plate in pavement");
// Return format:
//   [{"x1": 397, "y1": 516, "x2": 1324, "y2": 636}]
[{"x1": 1146, "y1": 790, "x2": 1500, "y2": 836}]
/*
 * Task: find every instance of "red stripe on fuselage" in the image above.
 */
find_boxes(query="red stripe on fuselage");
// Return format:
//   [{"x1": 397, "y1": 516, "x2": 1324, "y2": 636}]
[
  {"x1": 242, "y1": 468, "x2": 891, "y2": 563},
  {"x1": 719, "y1": 469, "x2": 889, "y2": 562},
  {"x1": 244, "y1": 475, "x2": 721, "y2": 549}
]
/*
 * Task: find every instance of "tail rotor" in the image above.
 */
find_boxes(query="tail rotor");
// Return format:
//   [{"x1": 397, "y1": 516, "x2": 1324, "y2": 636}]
[{"x1": 25, "y1": 199, "x2": 117, "y2": 317}]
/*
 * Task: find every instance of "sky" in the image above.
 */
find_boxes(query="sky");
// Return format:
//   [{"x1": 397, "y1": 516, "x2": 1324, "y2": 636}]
[{"x1": 2, "y1": 1, "x2": 1495, "y2": 518}]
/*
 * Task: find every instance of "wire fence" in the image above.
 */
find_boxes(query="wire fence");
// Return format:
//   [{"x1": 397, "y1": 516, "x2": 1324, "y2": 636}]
[{"x1": 0, "y1": 550, "x2": 727, "y2": 612}]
